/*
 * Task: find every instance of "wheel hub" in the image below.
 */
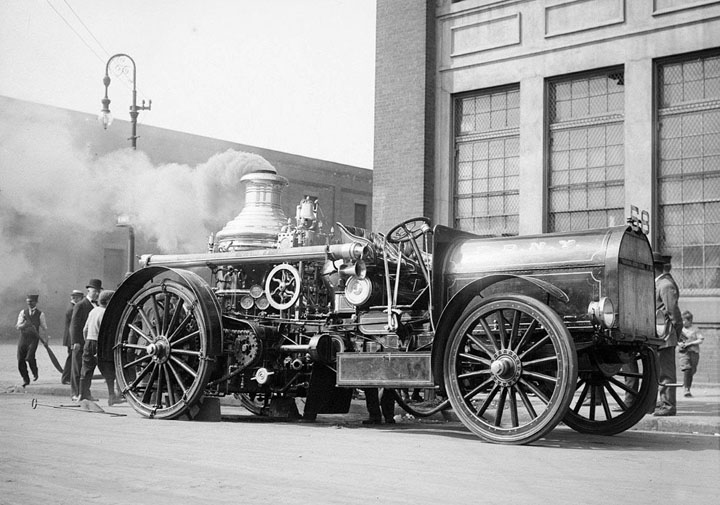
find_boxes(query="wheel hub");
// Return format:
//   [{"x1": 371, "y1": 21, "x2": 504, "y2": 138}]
[
  {"x1": 146, "y1": 336, "x2": 171, "y2": 364},
  {"x1": 490, "y1": 349, "x2": 522, "y2": 386}
]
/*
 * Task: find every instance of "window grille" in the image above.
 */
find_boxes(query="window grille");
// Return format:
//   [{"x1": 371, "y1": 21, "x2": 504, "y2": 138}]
[
  {"x1": 454, "y1": 87, "x2": 520, "y2": 236},
  {"x1": 547, "y1": 71, "x2": 625, "y2": 232},
  {"x1": 657, "y1": 52, "x2": 720, "y2": 291}
]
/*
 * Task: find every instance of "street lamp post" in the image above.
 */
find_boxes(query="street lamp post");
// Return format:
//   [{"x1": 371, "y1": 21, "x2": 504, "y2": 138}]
[
  {"x1": 116, "y1": 215, "x2": 135, "y2": 278},
  {"x1": 99, "y1": 53, "x2": 152, "y2": 149}
]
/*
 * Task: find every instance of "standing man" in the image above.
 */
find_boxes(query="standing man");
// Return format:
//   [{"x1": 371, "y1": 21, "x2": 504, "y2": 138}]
[
  {"x1": 15, "y1": 294, "x2": 48, "y2": 387},
  {"x1": 61, "y1": 289, "x2": 84, "y2": 385},
  {"x1": 70, "y1": 279, "x2": 102, "y2": 401},
  {"x1": 654, "y1": 253, "x2": 682, "y2": 417},
  {"x1": 79, "y1": 289, "x2": 123, "y2": 405}
]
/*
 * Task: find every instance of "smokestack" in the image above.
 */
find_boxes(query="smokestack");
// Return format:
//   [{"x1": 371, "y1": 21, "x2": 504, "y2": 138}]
[{"x1": 214, "y1": 170, "x2": 289, "y2": 250}]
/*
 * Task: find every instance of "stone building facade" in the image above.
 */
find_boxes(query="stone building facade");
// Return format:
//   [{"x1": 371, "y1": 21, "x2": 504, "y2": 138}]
[{"x1": 373, "y1": 0, "x2": 720, "y2": 382}]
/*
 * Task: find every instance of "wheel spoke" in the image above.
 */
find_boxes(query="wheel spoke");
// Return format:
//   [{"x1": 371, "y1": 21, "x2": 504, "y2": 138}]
[
  {"x1": 459, "y1": 351, "x2": 492, "y2": 366},
  {"x1": 475, "y1": 384, "x2": 500, "y2": 417},
  {"x1": 589, "y1": 386, "x2": 597, "y2": 419},
  {"x1": 466, "y1": 332, "x2": 495, "y2": 359},
  {"x1": 515, "y1": 383, "x2": 538, "y2": 419},
  {"x1": 513, "y1": 318, "x2": 537, "y2": 353},
  {"x1": 573, "y1": 381, "x2": 591, "y2": 414},
  {"x1": 509, "y1": 310, "x2": 521, "y2": 351},
  {"x1": 123, "y1": 353, "x2": 151, "y2": 370},
  {"x1": 166, "y1": 360, "x2": 189, "y2": 397},
  {"x1": 458, "y1": 368, "x2": 492, "y2": 380},
  {"x1": 522, "y1": 370, "x2": 558, "y2": 385},
  {"x1": 161, "y1": 292, "x2": 171, "y2": 335},
  {"x1": 122, "y1": 342, "x2": 151, "y2": 351},
  {"x1": 125, "y1": 360, "x2": 155, "y2": 392},
  {"x1": 170, "y1": 355, "x2": 199, "y2": 379},
  {"x1": 128, "y1": 323, "x2": 152, "y2": 344},
  {"x1": 156, "y1": 362, "x2": 165, "y2": 408},
  {"x1": 494, "y1": 387, "x2": 508, "y2": 427},
  {"x1": 462, "y1": 377, "x2": 495, "y2": 402},
  {"x1": 141, "y1": 363, "x2": 159, "y2": 404},
  {"x1": 604, "y1": 381, "x2": 626, "y2": 409},
  {"x1": 171, "y1": 329, "x2": 200, "y2": 348},
  {"x1": 599, "y1": 388, "x2": 612, "y2": 419},
  {"x1": 496, "y1": 310, "x2": 509, "y2": 350},
  {"x1": 518, "y1": 377, "x2": 550, "y2": 404},
  {"x1": 166, "y1": 297, "x2": 185, "y2": 336},
  {"x1": 171, "y1": 348, "x2": 202, "y2": 357},
  {"x1": 608, "y1": 376, "x2": 640, "y2": 397},
  {"x1": 508, "y1": 386, "x2": 519, "y2": 427},
  {"x1": 478, "y1": 317, "x2": 500, "y2": 353},
  {"x1": 134, "y1": 304, "x2": 158, "y2": 341},
  {"x1": 522, "y1": 355, "x2": 558, "y2": 367},
  {"x1": 162, "y1": 364, "x2": 176, "y2": 406},
  {"x1": 151, "y1": 294, "x2": 162, "y2": 336},
  {"x1": 167, "y1": 311, "x2": 194, "y2": 343},
  {"x1": 518, "y1": 333, "x2": 551, "y2": 360}
]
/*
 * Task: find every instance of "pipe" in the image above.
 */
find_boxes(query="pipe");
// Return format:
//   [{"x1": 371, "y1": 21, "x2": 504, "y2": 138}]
[{"x1": 139, "y1": 242, "x2": 368, "y2": 269}]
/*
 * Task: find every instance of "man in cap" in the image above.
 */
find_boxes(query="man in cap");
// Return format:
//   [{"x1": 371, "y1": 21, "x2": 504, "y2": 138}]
[
  {"x1": 15, "y1": 294, "x2": 48, "y2": 387},
  {"x1": 61, "y1": 290, "x2": 85, "y2": 385},
  {"x1": 69, "y1": 279, "x2": 102, "y2": 401},
  {"x1": 653, "y1": 252, "x2": 682, "y2": 417}
]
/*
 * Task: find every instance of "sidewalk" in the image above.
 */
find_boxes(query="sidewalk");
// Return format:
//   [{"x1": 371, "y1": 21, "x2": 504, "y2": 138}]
[{"x1": 2, "y1": 343, "x2": 718, "y2": 436}]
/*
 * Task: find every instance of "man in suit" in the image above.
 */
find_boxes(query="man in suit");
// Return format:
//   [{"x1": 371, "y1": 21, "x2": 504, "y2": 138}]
[
  {"x1": 15, "y1": 294, "x2": 48, "y2": 387},
  {"x1": 69, "y1": 279, "x2": 102, "y2": 401},
  {"x1": 653, "y1": 253, "x2": 682, "y2": 417},
  {"x1": 61, "y1": 289, "x2": 84, "y2": 385}
]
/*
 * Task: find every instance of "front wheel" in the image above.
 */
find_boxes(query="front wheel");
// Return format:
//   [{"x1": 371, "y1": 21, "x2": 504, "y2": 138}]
[
  {"x1": 444, "y1": 295, "x2": 577, "y2": 444},
  {"x1": 564, "y1": 347, "x2": 657, "y2": 435}
]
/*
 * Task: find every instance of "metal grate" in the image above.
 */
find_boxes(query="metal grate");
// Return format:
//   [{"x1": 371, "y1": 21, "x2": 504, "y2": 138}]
[
  {"x1": 547, "y1": 71, "x2": 625, "y2": 232},
  {"x1": 657, "y1": 53, "x2": 720, "y2": 291},
  {"x1": 454, "y1": 87, "x2": 520, "y2": 236}
]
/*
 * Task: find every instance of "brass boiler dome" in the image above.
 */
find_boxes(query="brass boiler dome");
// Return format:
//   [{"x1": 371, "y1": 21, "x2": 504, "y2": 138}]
[{"x1": 215, "y1": 170, "x2": 289, "y2": 250}]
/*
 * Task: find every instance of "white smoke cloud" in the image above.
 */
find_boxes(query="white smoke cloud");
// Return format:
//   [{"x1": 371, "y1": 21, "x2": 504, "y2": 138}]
[{"x1": 0, "y1": 102, "x2": 275, "y2": 334}]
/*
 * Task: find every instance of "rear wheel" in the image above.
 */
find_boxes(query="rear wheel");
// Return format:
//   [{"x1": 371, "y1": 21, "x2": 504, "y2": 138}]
[
  {"x1": 113, "y1": 271, "x2": 220, "y2": 419},
  {"x1": 444, "y1": 295, "x2": 577, "y2": 444},
  {"x1": 564, "y1": 347, "x2": 657, "y2": 435}
]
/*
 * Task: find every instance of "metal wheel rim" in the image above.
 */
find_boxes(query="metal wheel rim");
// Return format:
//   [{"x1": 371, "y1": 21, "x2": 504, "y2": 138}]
[
  {"x1": 114, "y1": 280, "x2": 212, "y2": 419},
  {"x1": 444, "y1": 295, "x2": 577, "y2": 444}
]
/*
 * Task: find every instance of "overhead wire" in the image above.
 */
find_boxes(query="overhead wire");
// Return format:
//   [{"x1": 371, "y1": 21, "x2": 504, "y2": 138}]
[
  {"x1": 44, "y1": 0, "x2": 151, "y2": 102},
  {"x1": 44, "y1": 0, "x2": 105, "y2": 64}
]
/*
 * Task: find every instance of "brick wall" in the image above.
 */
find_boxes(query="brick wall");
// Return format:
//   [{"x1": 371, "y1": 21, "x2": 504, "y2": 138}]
[{"x1": 373, "y1": 0, "x2": 434, "y2": 234}]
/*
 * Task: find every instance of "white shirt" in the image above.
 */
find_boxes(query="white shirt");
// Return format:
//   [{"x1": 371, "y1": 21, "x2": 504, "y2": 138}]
[{"x1": 83, "y1": 306, "x2": 106, "y2": 342}]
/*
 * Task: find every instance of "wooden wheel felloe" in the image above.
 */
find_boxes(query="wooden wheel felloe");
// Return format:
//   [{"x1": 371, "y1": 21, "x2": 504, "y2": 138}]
[
  {"x1": 564, "y1": 347, "x2": 657, "y2": 435},
  {"x1": 444, "y1": 295, "x2": 577, "y2": 445},
  {"x1": 113, "y1": 272, "x2": 220, "y2": 419}
]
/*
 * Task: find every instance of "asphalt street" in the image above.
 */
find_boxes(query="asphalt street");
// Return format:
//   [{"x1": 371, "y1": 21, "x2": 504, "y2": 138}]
[{"x1": 1, "y1": 389, "x2": 718, "y2": 505}]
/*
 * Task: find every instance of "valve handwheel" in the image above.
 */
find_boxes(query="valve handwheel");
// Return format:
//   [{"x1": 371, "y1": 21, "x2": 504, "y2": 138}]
[
  {"x1": 265, "y1": 264, "x2": 301, "y2": 310},
  {"x1": 387, "y1": 217, "x2": 431, "y2": 244}
]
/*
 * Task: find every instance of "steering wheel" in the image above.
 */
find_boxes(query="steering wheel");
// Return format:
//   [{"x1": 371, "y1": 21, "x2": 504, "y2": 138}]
[{"x1": 387, "y1": 217, "x2": 431, "y2": 244}]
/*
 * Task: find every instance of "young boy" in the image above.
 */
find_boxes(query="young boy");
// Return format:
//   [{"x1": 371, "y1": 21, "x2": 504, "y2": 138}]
[{"x1": 679, "y1": 310, "x2": 704, "y2": 398}]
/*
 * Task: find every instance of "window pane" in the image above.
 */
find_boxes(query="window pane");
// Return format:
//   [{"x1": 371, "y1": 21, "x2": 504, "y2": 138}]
[
  {"x1": 455, "y1": 87, "x2": 520, "y2": 236},
  {"x1": 658, "y1": 52, "x2": 720, "y2": 293},
  {"x1": 548, "y1": 70, "x2": 625, "y2": 231}
]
